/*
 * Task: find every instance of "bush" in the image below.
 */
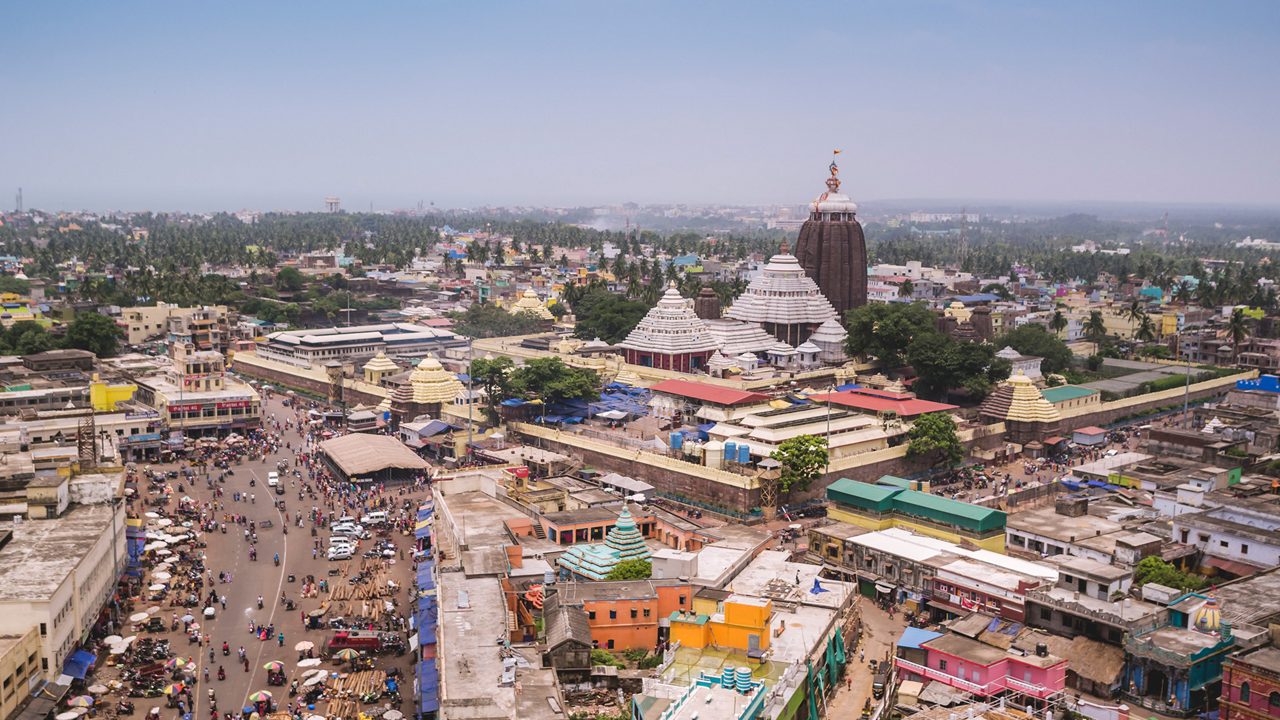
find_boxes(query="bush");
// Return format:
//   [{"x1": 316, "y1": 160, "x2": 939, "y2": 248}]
[
  {"x1": 637, "y1": 654, "x2": 663, "y2": 670},
  {"x1": 590, "y1": 649, "x2": 625, "y2": 669}
]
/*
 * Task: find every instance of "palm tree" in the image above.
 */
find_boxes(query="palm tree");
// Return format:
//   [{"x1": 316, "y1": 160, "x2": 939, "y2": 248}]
[
  {"x1": 1173, "y1": 281, "x2": 1194, "y2": 305},
  {"x1": 1084, "y1": 310, "x2": 1108, "y2": 344},
  {"x1": 1135, "y1": 314, "x2": 1157, "y2": 343},
  {"x1": 1049, "y1": 309, "x2": 1068, "y2": 338},
  {"x1": 1227, "y1": 308, "x2": 1250, "y2": 365},
  {"x1": 1121, "y1": 298, "x2": 1147, "y2": 332}
]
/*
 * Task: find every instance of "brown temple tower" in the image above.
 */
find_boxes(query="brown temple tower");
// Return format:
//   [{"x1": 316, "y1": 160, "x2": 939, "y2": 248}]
[
  {"x1": 693, "y1": 286, "x2": 722, "y2": 320},
  {"x1": 794, "y1": 155, "x2": 868, "y2": 317}
]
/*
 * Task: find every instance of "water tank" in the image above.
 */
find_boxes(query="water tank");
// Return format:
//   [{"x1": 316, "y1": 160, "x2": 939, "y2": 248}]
[
  {"x1": 670, "y1": 433, "x2": 684, "y2": 450},
  {"x1": 724, "y1": 441, "x2": 737, "y2": 460},
  {"x1": 721, "y1": 667, "x2": 736, "y2": 688},
  {"x1": 735, "y1": 667, "x2": 752, "y2": 693},
  {"x1": 737, "y1": 444, "x2": 750, "y2": 464},
  {"x1": 1035, "y1": 642, "x2": 1048, "y2": 657},
  {"x1": 704, "y1": 441, "x2": 724, "y2": 469},
  {"x1": 543, "y1": 570, "x2": 555, "y2": 585}
]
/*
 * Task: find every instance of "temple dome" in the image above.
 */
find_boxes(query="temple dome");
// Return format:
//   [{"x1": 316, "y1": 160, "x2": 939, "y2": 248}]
[
  {"x1": 617, "y1": 283, "x2": 719, "y2": 356},
  {"x1": 509, "y1": 289, "x2": 554, "y2": 321},
  {"x1": 362, "y1": 351, "x2": 399, "y2": 375},
  {"x1": 724, "y1": 248, "x2": 838, "y2": 328},
  {"x1": 409, "y1": 356, "x2": 464, "y2": 404}
]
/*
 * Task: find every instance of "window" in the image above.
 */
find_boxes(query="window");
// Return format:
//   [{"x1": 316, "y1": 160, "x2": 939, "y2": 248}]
[
  {"x1": 1040, "y1": 607, "x2": 1051, "y2": 620},
  {"x1": 630, "y1": 609, "x2": 637, "y2": 619},
  {"x1": 1269, "y1": 691, "x2": 1279, "y2": 708},
  {"x1": 1239, "y1": 682, "x2": 1250, "y2": 702},
  {"x1": 606, "y1": 639, "x2": 614, "y2": 649},
  {"x1": 1241, "y1": 544, "x2": 1249, "y2": 555},
  {"x1": 609, "y1": 610, "x2": 617, "y2": 620},
  {"x1": 39, "y1": 623, "x2": 46, "y2": 637},
  {"x1": 679, "y1": 596, "x2": 686, "y2": 605},
  {"x1": 1199, "y1": 534, "x2": 1210, "y2": 543},
  {"x1": 1220, "y1": 540, "x2": 1229, "y2": 548},
  {"x1": 587, "y1": 611, "x2": 596, "y2": 620},
  {"x1": 643, "y1": 609, "x2": 651, "y2": 618},
  {"x1": 938, "y1": 660, "x2": 947, "y2": 672}
]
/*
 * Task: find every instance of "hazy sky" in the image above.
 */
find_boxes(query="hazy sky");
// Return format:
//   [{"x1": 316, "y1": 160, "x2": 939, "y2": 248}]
[{"x1": 4, "y1": 1, "x2": 1279, "y2": 212}]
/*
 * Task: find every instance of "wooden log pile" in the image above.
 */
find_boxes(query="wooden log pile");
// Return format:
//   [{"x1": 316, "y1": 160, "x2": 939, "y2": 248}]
[
  {"x1": 325, "y1": 561, "x2": 397, "y2": 621},
  {"x1": 322, "y1": 670, "x2": 387, "y2": 719}
]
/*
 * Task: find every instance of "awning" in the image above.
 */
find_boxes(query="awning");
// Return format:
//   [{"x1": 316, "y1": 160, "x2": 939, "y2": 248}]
[
  {"x1": 62, "y1": 649, "x2": 96, "y2": 679},
  {"x1": 874, "y1": 583, "x2": 894, "y2": 594},
  {"x1": 1202, "y1": 555, "x2": 1265, "y2": 577},
  {"x1": 414, "y1": 522, "x2": 432, "y2": 540}
]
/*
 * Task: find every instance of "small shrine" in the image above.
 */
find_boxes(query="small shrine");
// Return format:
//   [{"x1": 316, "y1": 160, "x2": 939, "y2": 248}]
[{"x1": 557, "y1": 506, "x2": 651, "y2": 581}]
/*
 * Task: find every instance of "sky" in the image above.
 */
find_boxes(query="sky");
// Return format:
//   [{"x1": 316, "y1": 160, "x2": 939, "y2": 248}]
[{"x1": 4, "y1": 1, "x2": 1279, "y2": 212}]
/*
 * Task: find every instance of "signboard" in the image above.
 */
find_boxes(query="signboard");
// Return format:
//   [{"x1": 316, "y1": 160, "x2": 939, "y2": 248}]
[
  {"x1": 216, "y1": 400, "x2": 250, "y2": 410},
  {"x1": 125, "y1": 410, "x2": 160, "y2": 420},
  {"x1": 168, "y1": 403, "x2": 203, "y2": 413}
]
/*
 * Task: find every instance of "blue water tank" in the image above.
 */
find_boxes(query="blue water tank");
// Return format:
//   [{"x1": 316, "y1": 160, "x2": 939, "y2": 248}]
[
  {"x1": 735, "y1": 666, "x2": 752, "y2": 692},
  {"x1": 670, "y1": 432, "x2": 684, "y2": 450},
  {"x1": 724, "y1": 441, "x2": 737, "y2": 460},
  {"x1": 738, "y1": 444, "x2": 750, "y2": 464},
  {"x1": 722, "y1": 667, "x2": 736, "y2": 688}
]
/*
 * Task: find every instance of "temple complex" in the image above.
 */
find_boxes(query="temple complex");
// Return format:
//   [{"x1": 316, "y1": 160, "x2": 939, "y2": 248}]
[
  {"x1": 693, "y1": 286, "x2": 721, "y2": 320},
  {"x1": 509, "y1": 288, "x2": 555, "y2": 322},
  {"x1": 793, "y1": 155, "x2": 868, "y2": 316},
  {"x1": 389, "y1": 356, "x2": 465, "y2": 424},
  {"x1": 556, "y1": 506, "x2": 651, "y2": 581},
  {"x1": 723, "y1": 242, "x2": 839, "y2": 345},
  {"x1": 978, "y1": 374, "x2": 1061, "y2": 447},
  {"x1": 616, "y1": 284, "x2": 720, "y2": 371}
]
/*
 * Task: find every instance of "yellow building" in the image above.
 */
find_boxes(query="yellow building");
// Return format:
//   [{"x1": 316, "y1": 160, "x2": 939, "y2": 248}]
[
  {"x1": 0, "y1": 627, "x2": 42, "y2": 719},
  {"x1": 669, "y1": 596, "x2": 773, "y2": 654},
  {"x1": 825, "y1": 479, "x2": 1007, "y2": 552},
  {"x1": 89, "y1": 374, "x2": 136, "y2": 412}
]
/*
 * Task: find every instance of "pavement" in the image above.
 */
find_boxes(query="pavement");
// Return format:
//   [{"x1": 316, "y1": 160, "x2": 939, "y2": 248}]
[
  {"x1": 825, "y1": 599, "x2": 904, "y2": 719},
  {"x1": 104, "y1": 392, "x2": 427, "y2": 719}
]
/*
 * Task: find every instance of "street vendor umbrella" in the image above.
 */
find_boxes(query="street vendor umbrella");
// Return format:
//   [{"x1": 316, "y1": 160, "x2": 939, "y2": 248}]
[
  {"x1": 56, "y1": 712, "x2": 79, "y2": 720},
  {"x1": 155, "y1": 548, "x2": 171, "y2": 555},
  {"x1": 67, "y1": 696, "x2": 94, "y2": 707},
  {"x1": 180, "y1": 613, "x2": 194, "y2": 623},
  {"x1": 164, "y1": 657, "x2": 189, "y2": 670},
  {"x1": 333, "y1": 648, "x2": 361, "y2": 662},
  {"x1": 129, "y1": 612, "x2": 149, "y2": 623},
  {"x1": 296, "y1": 658, "x2": 321, "y2": 668},
  {"x1": 147, "y1": 606, "x2": 160, "y2": 615},
  {"x1": 247, "y1": 691, "x2": 272, "y2": 703},
  {"x1": 156, "y1": 519, "x2": 173, "y2": 527},
  {"x1": 154, "y1": 572, "x2": 172, "y2": 581},
  {"x1": 302, "y1": 674, "x2": 325, "y2": 687},
  {"x1": 161, "y1": 683, "x2": 184, "y2": 696},
  {"x1": 148, "y1": 584, "x2": 166, "y2": 592},
  {"x1": 384, "y1": 711, "x2": 404, "y2": 720},
  {"x1": 299, "y1": 669, "x2": 324, "y2": 678},
  {"x1": 305, "y1": 715, "x2": 326, "y2": 720},
  {"x1": 262, "y1": 661, "x2": 284, "y2": 672},
  {"x1": 122, "y1": 635, "x2": 137, "y2": 645},
  {"x1": 87, "y1": 685, "x2": 109, "y2": 695},
  {"x1": 108, "y1": 645, "x2": 127, "y2": 655},
  {"x1": 144, "y1": 512, "x2": 160, "y2": 519},
  {"x1": 103, "y1": 635, "x2": 122, "y2": 645},
  {"x1": 293, "y1": 640, "x2": 314, "y2": 651},
  {"x1": 307, "y1": 610, "x2": 324, "y2": 617}
]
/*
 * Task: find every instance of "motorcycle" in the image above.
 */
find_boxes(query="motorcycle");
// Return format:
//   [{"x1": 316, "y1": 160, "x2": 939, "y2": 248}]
[
  {"x1": 217, "y1": 666, "x2": 225, "y2": 681},
  {"x1": 117, "y1": 700, "x2": 136, "y2": 715},
  {"x1": 273, "y1": 554, "x2": 280, "y2": 567},
  {"x1": 257, "y1": 596, "x2": 264, "y2": 609},
  {"x1": 222, "y1": 642, "x2": 229, "y2": 656}
]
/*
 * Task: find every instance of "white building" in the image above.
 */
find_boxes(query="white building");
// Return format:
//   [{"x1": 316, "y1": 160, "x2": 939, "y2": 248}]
[{"x1": 1171, "y1": 503, "x2": 1280, "y2": 571}]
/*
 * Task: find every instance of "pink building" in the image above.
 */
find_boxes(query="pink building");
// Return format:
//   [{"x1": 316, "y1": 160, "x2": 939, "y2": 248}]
[{"x1": 895, "y1": 630, "x2": 1067, "y2": 700}]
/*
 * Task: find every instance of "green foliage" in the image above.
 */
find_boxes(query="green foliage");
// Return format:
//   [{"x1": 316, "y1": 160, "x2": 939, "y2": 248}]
[
  {"x1": 451, "y1": 302, "x2": 544, "y2": 339},
  {"x1": 636, "y1": 654, "x2": 663, "y2": 670},
  {"x1": 770, "y1": 434, "x2": 828, "y2": 494},
  {"x1": 62, "y1": 312, "x2": 123, "y2": 358},
  {"x1": 980, "y1": 283, "x2": 1013, "y2": 300},
  {"x1": 1084, "y1": 311, "x2": 1108, "y2": 342},
  {"x1": 470, "y1": 355, "x2": 515, "y2": 424},
  {"x1": 1137, "y1": 345, "x2": 1171, "y2": 359},
  {"x1": 605, "y1": 559, "x2": 652, "y2": 581},
  {"x1": 589, "y1": 649, "x2": 626, "y2": 669},
  {"x1": 567, "y1": 284, "x2": 651, "y2": 344},
  {"x1": 906, "y1": 412, "x2": 965, "y2": 467},
  {"x1": 1085, "y1": 354, "x2": 1104, "y2": 371},
  {"x1": 547, "y1": 301, "x2": 568, "y2": 319},
  {"x1": 907, "y1": 334, "x2": 1010, "y2": 401},
  {"x1": 275, "y1": 266, "x2": 305, "y2": 291},
  {"x1": 843, "y1": 302, "x2": 939, "y2": 368},
  {"x1": 509, "y1": 357, "x2": 600, "y2": 405},
  {"x1": 996, "y1": 324, "x2": 1073, "y2": 374},
  {"x1": 1134, "y1": 556, "x2": 1206, "y2": 591},
  {"x1": 0, "y1": 276, "x2": 30, "y2": 294}
]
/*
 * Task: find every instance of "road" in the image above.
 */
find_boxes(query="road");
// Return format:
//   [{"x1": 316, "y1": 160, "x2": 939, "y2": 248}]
[{"x1": 121, "y1": 392, "x2": 424, "y2": 719}]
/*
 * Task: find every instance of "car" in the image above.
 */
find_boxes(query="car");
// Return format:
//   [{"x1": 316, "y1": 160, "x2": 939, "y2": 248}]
[
  {"x1": 267, "y1": 472, "x2": 279, "y2": 487},
  {"x1": 336, "y1": 516, "x2": 357, "y2": 525},
  {"x1": 332, "y1": 523, "x2": 367, "y2": 538},
  {"x1": 275, "y1": 484, "x2": 285, "y2": 495},
  {"x1": 327, "y1": 547, "x2": 353, "y2": 561},
  {"x1": 329, "y1": 536, "x2": 355, "y2": 549},
  {"x1": 360, "y1": 512, "x2": 387, "y2": 526}
]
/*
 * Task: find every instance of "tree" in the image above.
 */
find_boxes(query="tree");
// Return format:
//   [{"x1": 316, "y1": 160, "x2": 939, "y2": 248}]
[
  {"x1": 980, "y1": 283, "x2": 1014, "y2": 301},
  {"x1": 605, "y1": 559, "x2": 652, "y2": 581},
  {"x1": 451, "y1": 303, "x2": 543, "y2": 339},
  {"x1": 1135, "y1": 314, "x2": 1158, "y2": 343},
  {"x1": 509, "y1": 357, "x2": 600, "y2": 405},
  {"x1": 1134, "y1": 556, "x2": 1206, "y2": 591},
  {"x1": 996, "y1": 324, "x2": 1073, "y2": 374},
  {"x1": 770, "y1": 435, "x2": 828, "y2": 494},
  {"x1": 1049, "y1": 309, "x2": 1068, "y2": 338},
  {"x1": 0, "y1": 276, "x2": 30, "y2": 295},
  {"x1": 1084, "y1": 310, "x2": 1108, "y2": 343},
  {"x1": 897, "y1": 280, "x2": 914, "y2": 299},
  {"x1": 1227, "y1": 307, "x2": 1250, "y2": 363},
  {"x1": 843, "y1": 302, "x2": 939, "y2": 369},
  {"x1": 906, "y1": 412, "x2": 965, "y2": 467},
  {"x1": 470, "y1": 355, "x2": 514, "y2": 424},
  {"x1": 275, "y1": 266, "x2": 305, "y2": 292},
  {"x1": 1173, "y1": 282, "x2": 1194, "y2": 305},
  {"x1": 1121, "y1": 298, "x2": 1147, "y2": 334},
  {"x1": 61, "y1": 312, "x2": 123, "y2": 358},
  {"x1": 907, "y1": 334, "x2": 1009, "y2": 401},
  {"x1": 569, "y1": 286, "x2": 650, "y2": 344},
  {"x1": 589, "y1": 649, "x2": 625, "y2": 669}
]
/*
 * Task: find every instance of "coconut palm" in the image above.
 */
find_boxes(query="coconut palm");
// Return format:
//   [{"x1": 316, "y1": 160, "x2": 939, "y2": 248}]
[
  {"x1": 1084, "y1": 310, "x2": 1108, "y2": 343},
  {"x1": 1049, "y1": 309, "x2": 1069, "y2": 338},
  {"x1": 1227, "y1": 307, "x2": 1250, "y2": 364},
  {"x1": 1135, "y1": 314, "x2": 1157, "y2": 343},
  {"x1": 1173, "y1": 281, "x2": 1194, "y2": 306}
]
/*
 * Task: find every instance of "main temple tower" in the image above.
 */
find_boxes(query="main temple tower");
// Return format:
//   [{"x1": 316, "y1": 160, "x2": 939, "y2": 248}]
[{"x1": 793, "y1": 154, "x2": 868, "y2": 317}]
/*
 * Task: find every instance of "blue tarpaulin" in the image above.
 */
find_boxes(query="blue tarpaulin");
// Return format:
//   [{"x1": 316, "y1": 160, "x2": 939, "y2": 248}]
[
  {"x1": 499, "y1": 398, "x2": 527, "y2": 407},
  {"x1": 418, "y1": 659, "x2": 440, "y2": 713},
  {"x1": 896, "y1": 627, "x2": 943, "y2": 649},
  {"x1": 417, "y1": 562, "x2": 436, "y2": 587},
  {"x1": 62, "y1": 649, "x2": 96, "y2": 679},
  {"x1": 415, "y1": 524, "x2": 433, "y2": 540},
  {"x1": 416, "y1": 506, "x2": 434, "y2": 522}
]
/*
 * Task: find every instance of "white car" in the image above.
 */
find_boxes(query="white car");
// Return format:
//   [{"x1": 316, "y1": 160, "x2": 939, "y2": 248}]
[
  {"x1": 327, "y1": 546, "x2": 353, "y2": 561},
  {"x1": 332, "y1": 523, "x2": 367, "y2": 539},
  {"x1": 267, "y1": 472, "x2": 279, "y2": 487},
  {"x1": 361, "y1": 512, "x2": 387, "y2": 526}
]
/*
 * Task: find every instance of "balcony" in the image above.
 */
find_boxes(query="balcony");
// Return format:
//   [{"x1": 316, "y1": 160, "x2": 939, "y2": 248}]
[{"x1": 894, "y1": 657, "x2": 1058, "y2": 699}]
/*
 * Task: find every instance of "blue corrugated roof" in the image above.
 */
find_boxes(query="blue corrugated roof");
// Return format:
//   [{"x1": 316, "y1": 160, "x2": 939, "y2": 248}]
[{"x1": 897, "y1": 627, "x2": 943, "y2": 649}]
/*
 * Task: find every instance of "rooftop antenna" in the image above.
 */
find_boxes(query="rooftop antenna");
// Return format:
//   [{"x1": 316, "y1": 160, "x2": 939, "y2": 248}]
[{"x1": 15, "y1": 187, "x2": 22, "y2": 213}]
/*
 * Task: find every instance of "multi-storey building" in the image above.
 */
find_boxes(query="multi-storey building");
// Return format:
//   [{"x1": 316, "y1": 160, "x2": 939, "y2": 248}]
[{"x1": 1220, "y1": 647, "x2": 1280, "y2": 720}]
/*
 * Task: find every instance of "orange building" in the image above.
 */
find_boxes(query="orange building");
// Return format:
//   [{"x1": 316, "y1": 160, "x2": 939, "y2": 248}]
[
  {"x1": 669, "y1": 595, "x2": 773, "y2": 657},
  {"x1": 548, "y1": 580, "x2": 693, "y2": 651}
]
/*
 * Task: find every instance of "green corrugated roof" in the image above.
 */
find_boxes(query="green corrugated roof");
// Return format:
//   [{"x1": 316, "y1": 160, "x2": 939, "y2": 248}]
[
  {"x1": 876, "y1": 475, "x2": 912, "y2": 489},
  {"x1": 1041, "y1": 385, "x2": 1098, "y2": 403},
  {"x1": 894, "y1": 489, "x2": 1006, "y2": 532},
  {"x1": 827, "y1": 478, "x2": 899, "y2": 512}
]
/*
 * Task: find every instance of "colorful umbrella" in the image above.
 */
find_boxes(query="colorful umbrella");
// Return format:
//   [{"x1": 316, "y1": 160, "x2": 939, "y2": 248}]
[
  {"x1": 262, "y1": 661, "x2": 284, "y2": 672},
  {"x1": 164, "y1": 657, "x2": 189, "y2": 670},
  {"x1": 247, "y1": 691, "x2": 272, "y2": 703},
  {"x1": 162, "y1": 683, "x2": 184, "y2": 696},
  {"x1": 333, "y1": 649, "x2": 360, "y2": 661},
  {"x1": 67, "y1": 696, "x2": 94, "y2": 708}
]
